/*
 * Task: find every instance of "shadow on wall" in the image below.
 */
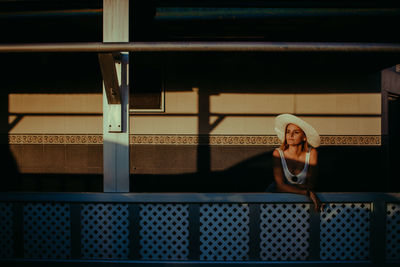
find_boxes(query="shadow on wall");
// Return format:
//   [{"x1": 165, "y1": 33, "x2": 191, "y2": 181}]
[
  {"x1": 0, "y1": 144, "x2": 388, "y2": 193},
  {"x1": 0, "y1": 143, "x2": 20, "y2": 192},
  {"x1": 0, "y1": 78, "x2": 19, "y2": 192},
  {"x1": 0, "y1": 52, "x2": 103, "y2": 192},
  {"x1": 130, "y1": 145, "x2": 386, "y2": 193}
]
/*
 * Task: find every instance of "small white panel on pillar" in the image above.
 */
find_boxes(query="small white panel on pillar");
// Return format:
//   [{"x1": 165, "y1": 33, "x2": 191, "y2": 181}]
[{"x1": 108, "y1": 104, "x2": 122, "y2": 132}]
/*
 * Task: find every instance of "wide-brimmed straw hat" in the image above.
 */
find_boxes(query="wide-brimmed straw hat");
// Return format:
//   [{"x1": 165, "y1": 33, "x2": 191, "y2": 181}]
[{"x1": 274, "y1": 114, "x2": 320, "y2": 148}]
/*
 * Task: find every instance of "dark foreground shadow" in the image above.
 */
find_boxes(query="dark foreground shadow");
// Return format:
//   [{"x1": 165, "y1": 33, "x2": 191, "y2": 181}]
[{"x1": 130, "y1": 146, "x2": 387, "y2": 193}]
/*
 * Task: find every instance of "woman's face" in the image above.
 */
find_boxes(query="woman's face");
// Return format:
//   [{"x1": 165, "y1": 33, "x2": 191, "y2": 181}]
[{"x1": 285, "y1": 123, "x2": 306, "y2": 146}]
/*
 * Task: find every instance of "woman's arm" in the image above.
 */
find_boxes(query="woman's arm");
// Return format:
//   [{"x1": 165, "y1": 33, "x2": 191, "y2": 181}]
[
  {"x1": 306, "y1": 148, "x2": 318, "y2": 190},
  {"x1": 272, "y1": 149, "x2": 308, "y2": 195},
  {"x1": 305, "y1": 148, "x2": 324, "y2": 211},
  {"x1": 272, "y1": 148, "x2": 323, "y2": 211}
]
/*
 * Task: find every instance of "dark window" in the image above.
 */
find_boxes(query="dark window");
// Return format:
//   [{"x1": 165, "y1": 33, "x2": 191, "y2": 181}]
[{"x1": 129, "y1": 54, "x2": 164, "y2": 111}]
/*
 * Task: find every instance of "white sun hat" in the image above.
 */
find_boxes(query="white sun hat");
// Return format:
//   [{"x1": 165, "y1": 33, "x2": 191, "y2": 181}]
[{"x1": 274, "y1": 114, "x2": 321, "y2": 148}]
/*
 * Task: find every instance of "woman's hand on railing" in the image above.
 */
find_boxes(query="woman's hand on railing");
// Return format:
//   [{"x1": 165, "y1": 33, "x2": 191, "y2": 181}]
[{"x1": 309, "y1": 190, "x2": 324, "y2": 212}]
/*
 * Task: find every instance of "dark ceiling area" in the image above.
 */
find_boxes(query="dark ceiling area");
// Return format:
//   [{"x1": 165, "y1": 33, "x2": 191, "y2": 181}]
[
  {"x1": 0, "y1": 0, "x2": 102, "y2": 43},
  {"x1": 131, "y1": 1, "x2": 400, "y2": 42},
  {"x1": 0, "y1": 0, "x2": 399, "y2": 43}
]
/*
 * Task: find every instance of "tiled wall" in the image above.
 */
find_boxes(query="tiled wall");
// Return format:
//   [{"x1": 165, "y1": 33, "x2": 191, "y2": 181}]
[
  {"x1": 3, "y1": 141, "x2": 384, "y2": 192},
  {"x1": 7, "y1": 92, "x2": 381, "y2": 135},
  {"x1": 9, "y1": 144, "x2": 102, "y2": 175},
  {"x1": 5, "y1": 52, "x2": 382, "y2": 137},
  {"x1": 0, "y1": 52, "x2": 386, "y2": 192}
]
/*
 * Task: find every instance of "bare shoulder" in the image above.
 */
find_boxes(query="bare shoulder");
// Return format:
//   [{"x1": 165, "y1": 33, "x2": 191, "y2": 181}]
[
  {"x1": 309, "y1": 148, "x2": 318, "y2": 163},
  {"x1": 310, "y1": 147, "x2": 318, "y2": 156},
  {"x1": 272, "y1": 148, "x2": 280, "y2": 158}
]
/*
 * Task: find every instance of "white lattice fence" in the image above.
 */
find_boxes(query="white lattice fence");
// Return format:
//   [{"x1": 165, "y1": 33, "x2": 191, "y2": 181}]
[
  {"x1": 320, "y1": 203, "x2": 370, "y2": 261},
  {"x1": 23, "y1": 202, "x2": 71, "y2": 259},
  {"x1": 0, "y1": 193, "x2": 399, "y2": 265},
  {"x1": 81, "y1": 203, "x2": 129, "y2": 259},
  {"x1": 139, "y1": 204, "x2": 189, "y2": 260},
  {"x1": 260, "y1": 203, "x2": 310, "y2": 260},
  {"x1": 199, "y1": 204, "x2": 249, "y2": 261}
]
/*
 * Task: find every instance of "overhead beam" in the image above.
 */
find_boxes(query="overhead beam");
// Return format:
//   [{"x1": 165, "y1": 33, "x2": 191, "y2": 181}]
[{"x1": 1, "y1": 42, "x2": 400, "y2": 53}]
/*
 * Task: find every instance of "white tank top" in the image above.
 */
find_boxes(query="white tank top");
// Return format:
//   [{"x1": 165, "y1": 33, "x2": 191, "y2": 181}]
[{"x1": 277, "y1": 148, "x2": 311, "y2": 185}]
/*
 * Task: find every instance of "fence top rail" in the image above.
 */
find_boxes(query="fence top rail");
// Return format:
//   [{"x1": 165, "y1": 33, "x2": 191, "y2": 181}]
[
  {"x1": 0, "y1": 192, "x2": 399, "y2": 203},
  {"x1": 1, "y1": 42, "x2": 400, "y2": 53}
]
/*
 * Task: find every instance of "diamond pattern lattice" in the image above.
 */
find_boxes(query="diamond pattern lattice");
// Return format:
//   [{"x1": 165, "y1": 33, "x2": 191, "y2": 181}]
[
  {"x1": 81, "y1": 203, "x2": 129, "y2": 259},
  {"x1": 199, "y1": 204, "x2": 249, "y2": 261},
  {"x1": 0, "y1": 203, "x2": 13, "y2": 258},
  {"x1": 260, "y1": 203, "x2": 310, "y2": 260},
  {"x1": 320, "y1": 203, "x2": 370, "y2": 260},
  {"x1": 386, "y1": 203, "x2": 400, "y2": 261},
  {"x1": 23, "y1": 202, "x2": 71, "y2": 259},
  {"x1": 139, "y1": 204, "x2": 189, "y2": 260}
]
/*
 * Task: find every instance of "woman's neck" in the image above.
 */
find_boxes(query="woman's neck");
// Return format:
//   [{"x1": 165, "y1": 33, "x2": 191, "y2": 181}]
[{"x1": 287, "y1": 144, "x2": 304, "y2": 157}]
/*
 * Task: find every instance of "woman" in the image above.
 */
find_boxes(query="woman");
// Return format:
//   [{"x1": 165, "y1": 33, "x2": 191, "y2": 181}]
[{"x1": 268, "y1": 114, "x2": 323, "y2": 212}]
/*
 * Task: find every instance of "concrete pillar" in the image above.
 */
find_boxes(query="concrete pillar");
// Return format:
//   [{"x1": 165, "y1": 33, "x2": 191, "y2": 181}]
[{"x1": 102, "y1": 0, "x2": 130, "y2": 192}]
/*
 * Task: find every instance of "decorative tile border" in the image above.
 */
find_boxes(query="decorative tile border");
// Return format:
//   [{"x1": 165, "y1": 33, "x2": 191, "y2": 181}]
[
  {"x1": 132, "y1": 135, "x2": 381, "y2": 146},
  {"x1": 131, "y1": 135, "x2": 281, "y2": 146},
  {"x1": 8, "y1": 134, "x2": 103, "y2": 145},
  {"x1": 8, "y1": 135, "x2": 44, "y2": 145},
  {"x1": 8, "y1": 134, "x2": 381, "y2": 146},
  {"x1": 320, "y1": 135, "x2": 381, "y2": 146}
]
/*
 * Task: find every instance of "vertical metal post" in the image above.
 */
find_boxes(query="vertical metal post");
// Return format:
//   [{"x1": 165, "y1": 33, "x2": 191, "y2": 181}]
[
  {"x1": 103, "y1": 0, "x2": 130, "y2": 192},
  {"x1": 370, "y1": 198, "x2": 386, "y2": 264},
  {"x1": 308, "y1": 204, "x2": 321, "y2": 260},
  {"x1": 248, "y1": 203, "x2": 261, "y2": 261},
  {"x1": 70, "y1": 203, "x2": 82, "y2": 259},
  {"x1": 188, "y1": 204, "x2": 200, "y2": 260},
  {"x1": 12, "y1": 202, "x2": 24, "y2": 259},
  {"x1": 129, "y1": 203, "x2": 141, "y2": 260},
  {"x1": 381, "y1": 78, "x2": 390, "y2": 192}
]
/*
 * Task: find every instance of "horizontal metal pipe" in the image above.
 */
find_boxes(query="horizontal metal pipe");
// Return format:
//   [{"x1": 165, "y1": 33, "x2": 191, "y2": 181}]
[
  {"x1": 155, "y1": 7, "x2": 400, "y2": 20},
  {"x1": 1, "y1": 7, "x2": 399, "y2": 20},
  {"x1": 0, "y1": 192, "x2": 399, "y2": 203},
  {"x1": 0, "y1": 8, "x2": 102, "y2": 19},
  {"x1": 1, "y1": 42, "x2": 400, "y2": 53}
]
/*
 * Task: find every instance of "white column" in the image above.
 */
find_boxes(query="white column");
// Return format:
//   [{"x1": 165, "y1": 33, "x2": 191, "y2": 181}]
[{"x1": 103, "y1": 0, "x2": 130, "y2": 192}]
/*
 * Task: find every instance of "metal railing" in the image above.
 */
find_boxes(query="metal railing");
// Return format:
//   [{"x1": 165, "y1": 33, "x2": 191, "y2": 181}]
[
  {"x1": 1, "y1": 42, "x2": 400, "y2": 53},
  {"x1": 0, "y1": 192, "x2": 399, "y2": 266}
]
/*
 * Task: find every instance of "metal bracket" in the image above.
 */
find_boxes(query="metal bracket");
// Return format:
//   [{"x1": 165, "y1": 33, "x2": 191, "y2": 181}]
[
  {"x1": 108, "y1": 104, "x2": 122, "y2": 132},
  {"x1": 98, "y1": 53, "x2": 121, "y2": 105},
  {"x1": 99, "y1": 52, "x2": 123, "y2": 133}
]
